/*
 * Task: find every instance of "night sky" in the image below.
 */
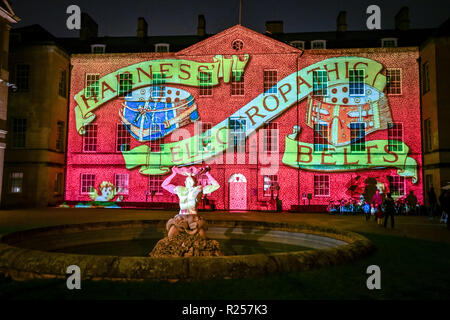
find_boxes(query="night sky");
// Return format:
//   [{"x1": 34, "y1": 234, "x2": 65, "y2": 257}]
[{"x1": 9, "y1": 0, "x2": 450, "y2": 37}]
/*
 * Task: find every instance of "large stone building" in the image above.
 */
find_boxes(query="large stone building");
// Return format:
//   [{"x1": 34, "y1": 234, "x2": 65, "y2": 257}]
[
  {"x1": 0, "y1": 0, "x2": 19, "y2": 206},
  {"x1": 420, "y1": 19, "x2": 450, "y2": 204},
  {"x1": 3, "y1": 25, "x2": 69, "y2": 207},
  {"x1": 6, "y1": 7, "x2": 448, "y2": 210}
]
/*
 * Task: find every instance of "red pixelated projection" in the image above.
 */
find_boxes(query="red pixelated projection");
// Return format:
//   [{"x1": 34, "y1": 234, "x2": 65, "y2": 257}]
[{"x1": 65, "y1": 25, "x2": 423, "y2": 210}]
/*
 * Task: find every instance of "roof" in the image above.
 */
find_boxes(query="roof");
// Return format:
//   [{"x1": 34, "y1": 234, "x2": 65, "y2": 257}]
[{"x1": 10, "y1": 23, "x2": 440, "y2": 54}]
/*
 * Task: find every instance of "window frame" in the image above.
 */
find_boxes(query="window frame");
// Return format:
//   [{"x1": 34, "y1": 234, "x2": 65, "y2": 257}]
[
  {"x1": 15, "y1": 64, "x2": 30, "y2": 92},
  {"x1": 388, "y1": 122, "x2": 403, "y2": 152},
  {"x1": 56, "y1": 121, "x2": 65, "y2": 152},
  {"x1": 231, "y1": 70, "x2": 245, "y2": 96},
  {"x1": 114, "y1": 173, "x2": 129, "y2": 195},
  {"x1": 349, "y1": 69, "x2": 365, "y2": 96},
  {"x1": 148, "y1": 175, "x2": 164, "y2": 195},
  {"x1": 263, "y1": 175, "x2": 278, "y2": 197},
  {"x1": 314, "y1": 175, "x2": 330, "y2": 197},
  {"x1": 85, "y1": 73, "x2": 100, "y2": 98},
  {"x1": 116, "y1": 123, "x2": 131, "y2": 152},
  {"x1": 389, "y1": 175, "x2": 406, "y2": 197},
  {"x1": 229, "y1": 117, "x2": 247, "y2": 153},
  {"x1": 350, "y1": 122, "x2": 366, "y2": 152},
  {"x1": 263, "y1": 122, "x2": 279, "y2": 153},
  {"x1": 11, "y1": 118, "x2": 27, "y2": 148},
  {"x1": 290, "y1": 41, "x2": 305, "y2": 50},
  {"x1": 381, "y1": 38, "x2": 398, "y2": 48},
  {"x1": 91, "y1": 44, "x2": 106, "y2": 54},
  {"x1": 386, "y1": 68, "x2": 402, "y2": 95},
  {"x1": 263, "y1": 69, "x2": 278, "y2": 96},
  {"x1": 312, "y1": 70, "x2": 328, "y2": 96},
  {"x1": 155, "y1": 43, "x2": 170, "y2": 53},
  {"x1": 82, "y1": 123, "x2": 98, "y2": 153},
  {"x1": 80, "y1": 173, "x2": 96, "y2": 195},
  {"x1": 311, "y1": 40, "x2": 326, "y2": 49},
  {"x1": 118, "y1": 72, "x2": 133, "y2": 98},
  {"x1": 199, "y1": 70, "x2": 213, "y2": 96},
  {"x1": 9, "y1": 172, "x2": 24, "y2": 194},
  {"x1": 313, "y1": 123, "x2": 329, "y2": 152}
]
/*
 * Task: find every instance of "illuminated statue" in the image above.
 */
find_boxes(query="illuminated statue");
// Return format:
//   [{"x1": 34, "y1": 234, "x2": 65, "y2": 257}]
[{"x1": 162, "y1": 166, "x2": 219, "y2": 239}]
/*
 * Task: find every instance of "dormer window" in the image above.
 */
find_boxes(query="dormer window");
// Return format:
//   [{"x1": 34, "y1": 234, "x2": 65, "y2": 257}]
[
  {"x1": 311, "y1": 40, "x2": 326, "y2": 49},
  {"x1": 91, "y1": 44, "x2": 106, "y2": 54},
  {"x1": 155, "y1": 43, "x2": 170, "y2": 53},
  {"x1": 381, "y1": 38, "x2": 398, "y2": 48},
  {"x1": 290, "y1": 41, "x2": 305, "y2": 50}
]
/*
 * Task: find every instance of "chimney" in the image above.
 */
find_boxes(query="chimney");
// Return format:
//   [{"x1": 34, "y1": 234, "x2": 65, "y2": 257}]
[
  {"x1": 395, "y1": 7, "x2": 410, "y2": 31},
  {"x1": 265, "y1": 21, "x2": 283, "y2": 34},
  {"x1": 336, "y1": 11, "x2": 347, "y2": 32},
  {"x1": 197, "y1": 14, "x2": 206, "y2": 36},
  {"x1": 137, "y1": 17, "x2": 148, "y2": 38},
  {"x1": 80, "y1": 12, "x2": 98, "y2": 40}
]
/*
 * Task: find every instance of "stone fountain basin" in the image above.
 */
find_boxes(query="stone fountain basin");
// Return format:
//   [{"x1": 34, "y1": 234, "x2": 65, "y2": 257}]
[{"x1": 0, "y1": 220, "x2": 374, "y2": 281}]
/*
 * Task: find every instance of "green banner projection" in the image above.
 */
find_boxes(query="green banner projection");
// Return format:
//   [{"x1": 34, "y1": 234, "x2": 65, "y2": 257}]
[
  {"x1": 281, "y1": 128, "x2": 418, "y2": 183},
  {"x1": 74, "y1": 54, "x2": 249, "y2": 134}
]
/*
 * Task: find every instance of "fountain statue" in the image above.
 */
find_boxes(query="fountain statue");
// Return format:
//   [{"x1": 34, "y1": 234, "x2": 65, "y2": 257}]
[{"x1": 149, "y1": 166, "x2": 223, "y2": 257}]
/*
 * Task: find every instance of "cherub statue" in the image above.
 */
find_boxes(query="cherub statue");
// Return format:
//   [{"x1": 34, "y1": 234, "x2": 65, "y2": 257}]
[
  {"x1": 162, "y1": 166, "x2": 219, "y2": 239},
  {"x1": 89, "y1": 181, "x2": 120, "y2": 202}
]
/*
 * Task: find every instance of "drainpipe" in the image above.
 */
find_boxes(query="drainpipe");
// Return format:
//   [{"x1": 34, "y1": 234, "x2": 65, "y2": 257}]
[{"x1": 417, "y1": 56, "x2": 425, "y2": 206}]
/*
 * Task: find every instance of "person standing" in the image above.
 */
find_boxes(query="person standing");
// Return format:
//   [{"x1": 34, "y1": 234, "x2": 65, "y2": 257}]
[
  {"x1": 428, "y1": 187, "x2": 437, "y2": 220},
  {"x1": 372, "y1": 189, "x2": 383, "y2": 222},
  {"x1": 383, "y1": 193, "x2": 396, "y2": 229}
]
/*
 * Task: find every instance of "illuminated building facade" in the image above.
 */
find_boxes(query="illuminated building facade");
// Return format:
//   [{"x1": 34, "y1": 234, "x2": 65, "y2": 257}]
[{"x1": 65, "y1": 24, "x2": 424, "y2": 210}]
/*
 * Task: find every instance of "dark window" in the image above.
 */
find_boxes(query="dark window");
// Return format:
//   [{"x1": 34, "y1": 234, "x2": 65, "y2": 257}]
[
  {"x1": 313, "y1": 70, "x2": 327, "y2": 96},
  {"x1": 56, "y1": 121, "x2": 65, "y2": 152},
  {"x1": 349, "y1": 69, "x2": 365, "y2": 96},
  {"x1": 12, "y1": 118, "x2": 27, "y2": 148},
  {"x1": 118, "y1": 73, "x2": 133, "y2": 97},
  {"x1": 82, "y1": 124, "x2": 98, "y2": 152},
  {"x1": 386, "y1": 68, "x2": 402, "y2": 95},
  {"x1": 350, "y1": 122, "x2": 366, "y2": 152},
  {"x1": 422, "y1": 62, "x2": 430, "y2": 94},
  {"x1": 116, "y1": 123, "x2": 131, "y2": 152},
  {"x1": 229, "y1": 118, "x2": 246, "y2": 152},
  {"x1": 263, "y1": 70, "x2": 277, "y2": 95},
  {"x1": 388, "y1": 122, "x2": 403, "y2": 152},
  {"x1": 58, "y1": 70, "x2": 67, "y2": 97},
  {"x1": 314, "y1": 123, "x2": 329, "y2": 151},
  {"x1": 15, "y1": 64, "x2": 30, "y2": 91}
]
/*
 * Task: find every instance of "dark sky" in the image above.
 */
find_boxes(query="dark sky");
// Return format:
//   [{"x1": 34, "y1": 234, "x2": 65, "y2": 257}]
[{"x1": 9, "y1": 0, "x2": 450, "y2": 37}]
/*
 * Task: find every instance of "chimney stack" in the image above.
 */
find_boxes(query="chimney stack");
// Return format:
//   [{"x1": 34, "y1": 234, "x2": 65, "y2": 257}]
[
  {"x1": 137, "y1": 17, "x2": 148, "y2": 38},
  {"x1": 265, "y1": 21, "x2": 283, "y2": 34},
  {"x1": 197, "y1": 14, "x2": 206, "y2": 36},
  {"x1": 80, "y1": 12, "x2": 98, "y2": 41},
  {"x1": 336, "y1": 11, "x2": 347, "y2": 32},
  {"x1": 395, "y1": 7, "x2": 410, "y2": 31}
]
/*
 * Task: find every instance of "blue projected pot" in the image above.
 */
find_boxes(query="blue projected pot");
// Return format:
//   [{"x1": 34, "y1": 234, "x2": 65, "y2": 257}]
[{"x1": 119, "y1": 86, "x2": 199, "y2": 142}]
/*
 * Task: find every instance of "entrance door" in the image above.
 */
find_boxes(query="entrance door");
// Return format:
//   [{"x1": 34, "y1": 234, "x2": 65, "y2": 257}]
[{"x1": 229, "y1": 173, "x2": 247, "y2": 210}]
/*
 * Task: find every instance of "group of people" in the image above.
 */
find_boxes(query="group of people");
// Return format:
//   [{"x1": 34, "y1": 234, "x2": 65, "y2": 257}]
[{"x1": 326, "y1": 187, "x2": 450, "y2": 230}]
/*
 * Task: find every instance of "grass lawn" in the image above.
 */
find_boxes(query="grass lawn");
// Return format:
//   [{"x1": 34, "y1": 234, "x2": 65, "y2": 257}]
[{"x1": 0, "y1": 209, "x2": 449, "y2": 300}]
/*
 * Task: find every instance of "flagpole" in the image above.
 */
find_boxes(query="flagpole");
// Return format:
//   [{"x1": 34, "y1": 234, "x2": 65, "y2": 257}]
[{"x1": 239, "y1": 0, "x2": 242, "y2": 25}]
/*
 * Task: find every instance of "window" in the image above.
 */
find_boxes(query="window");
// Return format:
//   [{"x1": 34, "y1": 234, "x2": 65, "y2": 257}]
[
  {"x1": 54, "y1": 173, "x2": 63, "y2": 195},
  {"x1": 232, "y1": 39, "x2": 244, "y2": 51},
  {"x1": 263, "y1": 123, "x2": 278, "y2": 152},
  {"x1": 10, "y1": 172, "x2": 23, "y2": 193},
  {"x1": 229, "y1": 118, "x2": 246, "y2": 152},
  {"x1": 389, "y1": 176, "x2": 405, "y2": 197},
  {"x1": 197, "y1": 122, "x2": 213, "y2": 152},
  {"x1": 313, "y1": 70, "x2": 327, "y2": 96},
  {"x1": 381, "y1": 38, "x2": 397, "y2": 48},
  {"x1": 91, "y1": 44, "x2": 106, "y2": 53},
  {"x1": 422, "y1": 62, "x2": 430, "y2": 94},
  {"x1": 152, "y1": 72, "x2": 165, "y2": 98},
  {"x1": 425, "y1": 174, "x2": 433, "y2": 199},
  {"x1": 83, "y1": 124, "x2": 98, "y2": 152},
  {"x1": 231, "y1": 70, "x2": 244, "y2": 96},
  {"x1": 199, "y1": 71, "x2": 212, "y2": 96},
  {"x1": 388, "y1": 122, "x2": 403, "y2": 152},
  {"x1": 350, "y1": 122, "x2": 366, "y2": 152},
  {"x1": 118, "y1": 73, "x2": 133, "y2": 97},
  {"x1": 314, "y1": 175, "x2": 330, "y2": 196},
  {"x1": 58, "y1": 70, "x2": 67, "y2": 97},
  {"x1": 115, "y1": 173, "x2": 129, "y2": 195},
  {"x1": 349, "y1": 69, "x2": 365, "y2": 96},
  {"x1": 81, "y1": 174, "x2": 95, "y2": 194},
  {"x1": 149, "y1": 124, "x2": 162, "y2": 152},
  {"x1": 386, "y1": 68, "x2": 402, "y2": 95},
  {"x1": 116, "y1": 123, "x2": 131, "y2": 152},
  {"x1": 263, "y1": 70, "x2": 277, "y2": 95},
  {"x1": 148, "y1": 175, "x2": 163, "y2": 195},
  {"x1": 290, "y1": 41, "x2": 305, "y2": 50},
  {"x1": 85, "y1": 74, "x2": 100, "y2": 98},
  {"x1": 314, "y1": 123, "x2": 329, "y2": 151},
  {"x1": 12, "y1": 118, "x2": 27, "y2": 148},
  {"x1": 15, "y1": 64, "x2": 30, "y2": 91},
  {"x1": 263, "y1": 175, "x2": 278, "y2": 197},
  {"x1": 424, "y1": 118, "x2": 432, "y2": 152},
  {"x1": 56, "y1": 121, "x2": 65, "y2": 152},
  {"x1": 311, "y1": 40, "x2": 326, "y2": 49},
  {"x1": 155, "y1": 43, "x2": 169, "y2": 53}
]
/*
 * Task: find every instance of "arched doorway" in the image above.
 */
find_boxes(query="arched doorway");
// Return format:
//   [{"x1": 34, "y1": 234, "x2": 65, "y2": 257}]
[{"x1": 228, "y1": 173, "x2": 247, "y2": 210}]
